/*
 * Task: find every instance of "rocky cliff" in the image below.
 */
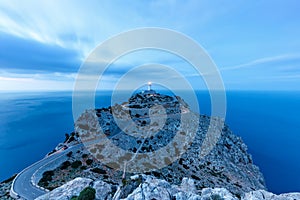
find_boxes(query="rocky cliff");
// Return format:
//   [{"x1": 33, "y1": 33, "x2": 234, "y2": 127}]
[
  {"x1": 31, "y1": 91, "x2": 285, "y2": 199},
  {"x1": 74, "y1": 91, "x2": 265, "y2": 198}
]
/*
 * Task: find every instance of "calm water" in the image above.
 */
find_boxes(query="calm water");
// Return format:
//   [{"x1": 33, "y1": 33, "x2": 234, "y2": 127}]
[{"x1": 0, "y1": 91, "x2": 299, "y2": 194}]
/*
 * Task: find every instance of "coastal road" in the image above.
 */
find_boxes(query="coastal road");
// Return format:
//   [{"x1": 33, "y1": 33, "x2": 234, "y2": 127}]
[
  {"x1": 11, "y1": 120, "x2": 128, "y2": 200},
  {"x1": 11, "y1": 144, "x2": 83, "y2": 200}
]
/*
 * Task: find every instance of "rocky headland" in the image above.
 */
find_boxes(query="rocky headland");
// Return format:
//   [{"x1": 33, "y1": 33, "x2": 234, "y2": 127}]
[{"x1": 5, "y1": 90, "x2": 300, "y2": 200}]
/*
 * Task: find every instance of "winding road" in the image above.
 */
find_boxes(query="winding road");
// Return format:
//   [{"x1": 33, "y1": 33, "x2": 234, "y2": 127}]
[{"x1": 10, "y1": 144, "x2": 83, "y2": 200}]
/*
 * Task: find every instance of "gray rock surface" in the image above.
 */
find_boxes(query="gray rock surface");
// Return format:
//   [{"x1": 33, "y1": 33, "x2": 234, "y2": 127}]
[
  {"x1": 120, "y1": 175, "x2": 238, "y2": 200},
  {"x1": 123, "y1": 176, "x2": 176, "y2": 200},
  {"x1": 93, "y1": 179, "x2": 113, "y2": 200},
  {"x1": 33, "y1": 175, "x2": 300, "y2": 200},
  {"x1": 242, "y1": 190, "x2": 300, "y2": 200},
  {"x1": 35, "y1": 177, "x2": 92, "y2": 200},
  {"x1": 180, "y1": 177, "x2": 197, "y2": 194},
  {"x1": 201, "y1": 188, "x2": 237, "y2": 200},
  {"x1": 123, "y1": 175, "x2": 237, "y2": 200}
]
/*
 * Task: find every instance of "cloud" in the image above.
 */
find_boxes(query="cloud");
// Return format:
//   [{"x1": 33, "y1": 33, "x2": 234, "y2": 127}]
[
  {"x1": 0, "y1": 0, "x2": 100, "y2": 57},
  {"x1": 217, "y1": 53, "x2": 300, "y2": 90},
  {"x1": 0, "y1": 0, "x2": 300, "y2": 91},
  {"x1": 0, "y1": 0, "x2": 139, "y2": 57},
  {"x1": 0, "y1": 0, "x2": 228, "y2": 58},
  {"x1": 221, "y1": 54, "x2": 300, "y2": 71},
  {"x1": 254, "y1": 74, "x2": 300, "y2": 81},
  {"x1": 0, "y1": 71, "x2": 76, "y2": 91},
  {"x1": 0, "y1": 32, "x2": 81, "y2": 72}
]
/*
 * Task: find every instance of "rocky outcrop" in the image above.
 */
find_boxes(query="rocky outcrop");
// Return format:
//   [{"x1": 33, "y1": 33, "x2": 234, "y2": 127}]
[
  {"x1": 123, "y1": 175, "x2": 241, "y2": 200},
  {"x1": 35, "y1": 175, "x2": 300, "y2": 200},
  {"x1": 242, "y1": 190, "x2": 300, "y2": 200},
  {"x1": 75, "y1": 91, "x2": 266, "y2": 197},
  {"x1": 123, "y1": 175, "x2": 238, "y2": 200},
  {"x1": 93, "y1": 180, "x2": 114, "y2": 200},
  {"x1": 36, "y1": 177, "x2": 93, "y2": 200},
  {"x1": 35, "y1": 175, "x2": 235, "y2": 200}
]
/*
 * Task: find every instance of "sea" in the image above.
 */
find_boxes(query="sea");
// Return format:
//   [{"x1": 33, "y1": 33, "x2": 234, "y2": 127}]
[{"x1": 0, "y1": 90, "x2": 299, "y2": 194}]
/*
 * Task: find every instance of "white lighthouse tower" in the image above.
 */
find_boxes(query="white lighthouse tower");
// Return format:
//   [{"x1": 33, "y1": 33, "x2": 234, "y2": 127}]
[
  {"x1": 147, "y1": 82, "x2": 152, "y2": 91},
  {"x1": 144, "y1": 81, "x2": 155, "y2": 95}
]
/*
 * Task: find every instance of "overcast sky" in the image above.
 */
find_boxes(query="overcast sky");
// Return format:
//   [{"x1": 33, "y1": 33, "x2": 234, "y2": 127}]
[{"x1": 0, "y1": 0, "x2": 300, "y2": 91}]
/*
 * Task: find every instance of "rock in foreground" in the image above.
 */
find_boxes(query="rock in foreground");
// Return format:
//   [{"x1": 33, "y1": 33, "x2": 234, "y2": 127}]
[
  {"x1": 36, "y1": 175, "x2": 300, "y2": 200},
  {"x1": 35, "y1": 177, "x2": 92, "y2": 200},
  {"x1": 243, "y1": 190, "x2": 300, "y2": 200}
]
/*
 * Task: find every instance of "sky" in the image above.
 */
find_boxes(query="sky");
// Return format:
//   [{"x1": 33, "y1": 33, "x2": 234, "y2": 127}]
[{"x1": 0, "y1": 0, "x2": 300, "y2": 91}]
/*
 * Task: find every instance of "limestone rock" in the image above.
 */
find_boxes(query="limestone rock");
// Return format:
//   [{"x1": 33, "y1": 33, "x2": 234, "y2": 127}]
[
  {"x1": 93, "y1": 180, "x2": 112, "y2": 200},
  {"x1": 122, "y1": 176, "x2": 238, "y2": 200},
  {"x1": 201, "y1": 188, "x2": 238, "y2": 200},
  {"x1": 35, "y1": 177, "x2": 92, "y2": 200},
  {"x1": 123, "y1": 175, "x2": 177, "y2": 200},
  {"x1": 242, "y1": 190, "x2": 300, "y2": 200},
  {"x1": 180, "y1": 177, "x2": 197, "y2": 194},
  {"x1": 34, "y1": 175, "x2": 300, "y2": 200}
]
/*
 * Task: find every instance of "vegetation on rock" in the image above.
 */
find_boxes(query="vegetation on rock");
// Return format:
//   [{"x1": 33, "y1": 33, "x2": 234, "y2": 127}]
[{"x1": 71, "y1": 186, "x2": 96, "y2": 200}]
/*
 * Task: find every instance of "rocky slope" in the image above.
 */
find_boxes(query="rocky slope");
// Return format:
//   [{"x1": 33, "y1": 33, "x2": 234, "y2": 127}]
[{"x1": 75, "y1": 91, "x2": 265, "y2": 197}]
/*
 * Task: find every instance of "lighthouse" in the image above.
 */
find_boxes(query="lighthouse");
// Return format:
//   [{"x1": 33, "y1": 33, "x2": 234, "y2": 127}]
[
  {"x1": 143, "y1": 82, "x2": 156, "y2": 95},
  {"x1": 147, "y1": 82, "x2": 152, "y2": 91}
]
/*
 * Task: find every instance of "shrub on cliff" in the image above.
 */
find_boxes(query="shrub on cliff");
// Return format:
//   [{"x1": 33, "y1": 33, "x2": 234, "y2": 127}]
[
  {"x1": 90, "y1": 167, "x2": 106, "y2": 174},
  {"x1": 71, "y1": 187, "x2": 96, "y2": 200},
  {"x1": 38, "y1": 170, "x2": 54, "y2": 188},
  {"x1": 41, "y1": 170, "x2": 54, "y2": 182},
  {"x1": 77, "y1": 186, "x2": 96, "y2": 200},
  {"x1": 71, "y1": 160, "x2": 82, "y2": 168},
  {"x1": 86, "y1": 159, "x2": 93, "y2": 165}
]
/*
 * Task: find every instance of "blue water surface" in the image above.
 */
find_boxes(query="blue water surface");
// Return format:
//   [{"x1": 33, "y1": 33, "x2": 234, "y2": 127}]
[{"x1": 0, "y1": 90, "x2": 299, "y2": 194}]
